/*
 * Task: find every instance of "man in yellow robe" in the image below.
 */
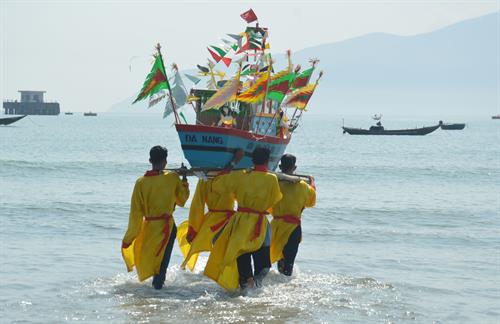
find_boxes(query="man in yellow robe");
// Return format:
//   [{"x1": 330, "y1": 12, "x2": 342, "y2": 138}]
[
  {"x1": 270, "y1": 154, "x2": 316, "y2": 276},
  {"x1": 121, "y1": 146, "x2": 189, "y2": 289},
  {"x1": 204, "y1": 147, "x2": 283, "y2": 291},
  {"x1": 177, "y1": 177, "x2": 236, "y2": 270}
]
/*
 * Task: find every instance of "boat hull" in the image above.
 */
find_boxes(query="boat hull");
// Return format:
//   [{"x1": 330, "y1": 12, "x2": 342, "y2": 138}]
[
  {"x1": 342, "y1": 124, "x2": 440, "y2": 136},
  {"x1": 441, "y1": 123, "x2": 465, "y2": 130},
  {"x1": 175, "y1": 124, "x2": 290, "y2": 170},
  {"x1": 0, "y1": 115, "x2": 27, "y2": 125}
]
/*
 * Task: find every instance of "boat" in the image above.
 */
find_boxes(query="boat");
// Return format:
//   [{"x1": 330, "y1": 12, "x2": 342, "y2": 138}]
[
  {"x1": 0, "y1": 115, "x2": 27, "y2": 125},
  {"x1": 83, "y1": 112, "x2": 97, "y2": 116},
  {"x1": 132, "y1": 10, "x2": 322, "y2": 170},
  {"x1": 343, "y1": 115, "x2": 440, "y2": 136},
  {"x1": 440, "y1": 121, "x2": 465, "y2": 130},
  {"x1": 492, "y1": 115, "x2": 500, "y2": 120},
  {"x1": 65, "y1": 112, "x2": 74, "y2": 115}
]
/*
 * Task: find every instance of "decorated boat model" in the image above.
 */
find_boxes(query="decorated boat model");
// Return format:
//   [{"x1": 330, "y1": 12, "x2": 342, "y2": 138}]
[
  {"x1": 343, "y1": 115, "x2": 440, "y2": 136},
  {"x1": 132, "y1": 9, "x2": 322, "y2": 171}
]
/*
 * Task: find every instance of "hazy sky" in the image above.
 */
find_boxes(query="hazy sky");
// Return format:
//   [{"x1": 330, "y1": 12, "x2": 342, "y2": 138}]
[{"x1": 1, "y1": 0, "x2": 498, "y2": 112}]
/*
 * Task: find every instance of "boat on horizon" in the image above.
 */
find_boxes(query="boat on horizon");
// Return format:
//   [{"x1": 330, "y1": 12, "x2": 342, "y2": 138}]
[
  {"x1": 64, "y1": 112, "x2": 74, "y2": 115},
  {"x1": 440, "y1": 121, "x2": 465, "y2": 130},
  {"x1": 83, "y1": 112, "x2": 97, "y2": 117},
  {"x1": 133, "y1": 10, "x2": 322, "y2": 171},
  {"x1": 0, "y1": 115, "x2": 27, "y2": 126},
  {"x1": 492, "y1": 115, "x2": 500, "y2": 120},
  {"x1": 342, "y1": 115, "x2": 440, "y2": 136}
]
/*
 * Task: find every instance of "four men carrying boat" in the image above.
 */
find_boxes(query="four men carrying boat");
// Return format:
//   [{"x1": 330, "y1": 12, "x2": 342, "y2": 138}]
[
  {"x1": 122, "y1": 147, "x2": 316, "y2": 292},
  {"x1": 122, "y1": 9, "x2": 321, "y2": 292}
]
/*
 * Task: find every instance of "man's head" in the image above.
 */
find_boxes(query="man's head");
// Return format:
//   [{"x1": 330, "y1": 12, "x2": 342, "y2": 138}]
[
  {"x1": 252, "y1": 147, "x2": 271, "y2": 166},
  {"x1": 279, "y1": 153, "x2": 297, "y2": 174},
  {"x1": 149, "y1": 145, "x2": 168, "y2": 168}
]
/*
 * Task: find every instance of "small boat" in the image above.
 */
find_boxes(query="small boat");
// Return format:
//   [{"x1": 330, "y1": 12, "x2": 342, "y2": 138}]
[
  {"x1": 440, "y1": 121, "x2": 465, "y2": 130},
  {"x1": 64, "y1": 112, "x2": 74, "y2": 115},
  {"x1": 0, "y1": 115, "x2": 27, "y2": 126},
  {"x1": 83, "y1": 112, "x2": 97, "y2": 116},
  {"x1": 343, "y1": 115, "x2": 440, "y2": 136},
  {"x1": 492, "y1": 115, "x2": 500, "y2": 120}
]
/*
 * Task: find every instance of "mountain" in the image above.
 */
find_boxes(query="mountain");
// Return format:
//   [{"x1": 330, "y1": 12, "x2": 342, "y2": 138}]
[
  {"x1": 296, "y1": 12, "x2": 499, "y2": 116},
  {"x1": 109, "y1": 12, "x2": 499, "y2": 116}
]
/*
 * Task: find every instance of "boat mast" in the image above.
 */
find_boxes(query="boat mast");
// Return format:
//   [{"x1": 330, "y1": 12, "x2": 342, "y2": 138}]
[{"x1": 156, "y1": 43, "x2": 180, "y2": 124}]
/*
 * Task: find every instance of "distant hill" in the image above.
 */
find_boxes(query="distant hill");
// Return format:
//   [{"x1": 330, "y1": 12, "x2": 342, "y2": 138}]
[
  {"x1": 296, "y1": 12, "x2": 499, "y2": 116},
  {"x1": 109, "y1": 12, "x2": 499, "y2": 116}
]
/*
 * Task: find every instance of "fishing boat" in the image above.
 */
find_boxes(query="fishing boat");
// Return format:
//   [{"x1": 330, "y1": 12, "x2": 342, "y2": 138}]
[
  {"x1": 440, "y1": 121, "x2": 465, "y2": 130},
  {"x1": 0, "y1": 115, "x2": 27, "y2": 125},
  {"x1": 65, "y1": 112, "x2": 74, "y2": 115},
  {"x1": 492, "y1": 115, "x2": 500, "y2": 120},
  {"x1": 132, "y1": 10, "x2": 322, "y2": 170},
  {"x1": 83, "y1": 112, "x2": 97, "y2": 117},
  {"x1": 343, "y1": 115, "x2": 440, "y2": 136}
]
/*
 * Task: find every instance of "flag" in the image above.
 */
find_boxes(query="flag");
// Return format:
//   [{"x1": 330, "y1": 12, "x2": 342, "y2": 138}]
[
  {"x1": 291, "y1": 67, "x2": 313, "y2": 89},
  {"x1": 267, "y1": 70, "x2": 295, "y2": 102},
  {"x1": 163, "y1": 70, "x2": 188, "y2": 118},
  {"x1": 179, "y1": 111, "x2": 188, "y2": 124},
  {"x1": 238, "y1": 71, "x2": 269, "y2": 103},
  {"x1": 222, "y1": 38, "x2": 239, "y2": 51},
  {"x1": 133, "y1": 54, "x2": 170, "y2": 104},
  {"x1": 148, "y1": 93, "x2": 166, "y2": 108},
  {"x1": 284, "y1": 84, "x2": 317, "y2": 110},
  {"x1": 185, "y1": 74, "x2": 201, "y2": 85},
  {"x1": 240, "y1": 9, "x2": 258, "y2": 23},
  {"x1": 202, "y1": 74, "x2": 241, "y2": 111},
  {"x1": 210, "y1": 45, "x2": 227, "y2": 57},
  {"x1": 197, "y1": 64, "x2": 209, "y2": 73},
  {"x1": 227, "y1": 33, "x2": 243, "y2": 41},
  {"x1": 207, "y1": 47, "x2": 232, "y2": 67}
]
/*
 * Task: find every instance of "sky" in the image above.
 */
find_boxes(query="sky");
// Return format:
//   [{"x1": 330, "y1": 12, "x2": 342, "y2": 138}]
[{"x1": 1, "y1": 0, "x2": 498, "y2": 112}]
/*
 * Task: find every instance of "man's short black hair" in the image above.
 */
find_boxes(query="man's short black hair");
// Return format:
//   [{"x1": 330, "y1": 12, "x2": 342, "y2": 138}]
[
  {"x1": 279, "y1": 154, "x2": 296, "y2": 172},
  {"x1": 149, "y1": 145, "x2": 168, "y2": 164},
  {"x1": 252, "y1": 147, "x2": 271, "y2": 165}
]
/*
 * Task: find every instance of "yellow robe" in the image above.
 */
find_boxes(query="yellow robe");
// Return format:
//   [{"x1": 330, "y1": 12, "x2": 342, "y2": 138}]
[
  {"x1": 177, "y1": 178, "x2": 236, "y2": 271},
  {"x1": 121, "y1": 171, "x2": 189, "y2": 281},
  {"x1": 204, "y1": 169, "x2": 283, "y2": 290},
  {"x1": 270, "y1": 180, "x2": 316, "y2": 263}
]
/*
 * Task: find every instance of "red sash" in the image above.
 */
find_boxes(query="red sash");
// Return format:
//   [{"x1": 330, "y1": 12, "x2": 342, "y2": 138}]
[
  {"x1": 273, "y1": 214, "x2": 301, "y2": 225},
  {"x1": 237, "y1": 207, "x2": 269, "y2": 241},
  {"x1": 144, "y1": 213, "x2": 172, "y2": 257},
  {"x1": 208, "y1": 209, "x2": 235, "y2": 232}
]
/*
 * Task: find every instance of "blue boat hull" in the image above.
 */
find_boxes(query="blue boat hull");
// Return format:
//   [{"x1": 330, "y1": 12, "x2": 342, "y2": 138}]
[{"x1": 175, "y1": 124, "x2": 291, "y2": 170}]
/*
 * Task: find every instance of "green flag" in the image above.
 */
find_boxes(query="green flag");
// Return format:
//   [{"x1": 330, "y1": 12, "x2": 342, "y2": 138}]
[
  {"x1": 291, "y1": 67, "x2": 313, "y2": 89},
  {"x1": 133, "y1": 55, "x2": 170, "y2": 104},
  {"x1": 267, "y1": 71, "x2": 295, "y2": 102}
]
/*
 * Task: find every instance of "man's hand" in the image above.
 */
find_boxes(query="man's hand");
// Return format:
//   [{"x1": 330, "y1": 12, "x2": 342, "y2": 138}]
[
  {"x1": 180, "y1": 163, "x2": 188, "y2": 181},
  {"x1": 308, "y1": 176, "x2": 316, "y2": 189}
]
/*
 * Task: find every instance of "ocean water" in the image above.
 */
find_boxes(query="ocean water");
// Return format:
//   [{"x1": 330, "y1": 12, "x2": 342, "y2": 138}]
[{"x1": 0, "y1": 113, "x2": 499, "y2": 323}]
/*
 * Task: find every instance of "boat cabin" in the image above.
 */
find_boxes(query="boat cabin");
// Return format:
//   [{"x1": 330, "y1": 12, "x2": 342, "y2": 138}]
[{"x1": 190, "y1": 88, "x2": 280, "y2": 137}]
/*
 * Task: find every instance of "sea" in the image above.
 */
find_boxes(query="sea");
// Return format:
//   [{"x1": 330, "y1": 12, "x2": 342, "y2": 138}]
[{"x1": 0, "y1": 113, "x2": 499, "y2": 323}]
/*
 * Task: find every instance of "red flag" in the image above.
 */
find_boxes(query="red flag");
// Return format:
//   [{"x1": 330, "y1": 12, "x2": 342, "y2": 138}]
[
  {"x1": 240, "y1": 9, "x2": 258, "y2": 23},
  {"x1": 207, "y1": 47, "x2": 222, "y2": 63}
]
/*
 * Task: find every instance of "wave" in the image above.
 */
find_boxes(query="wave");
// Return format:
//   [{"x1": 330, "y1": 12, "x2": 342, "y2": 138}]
[{"x1": 66, "y1": 259, "x2": 412, "y2": 323}]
